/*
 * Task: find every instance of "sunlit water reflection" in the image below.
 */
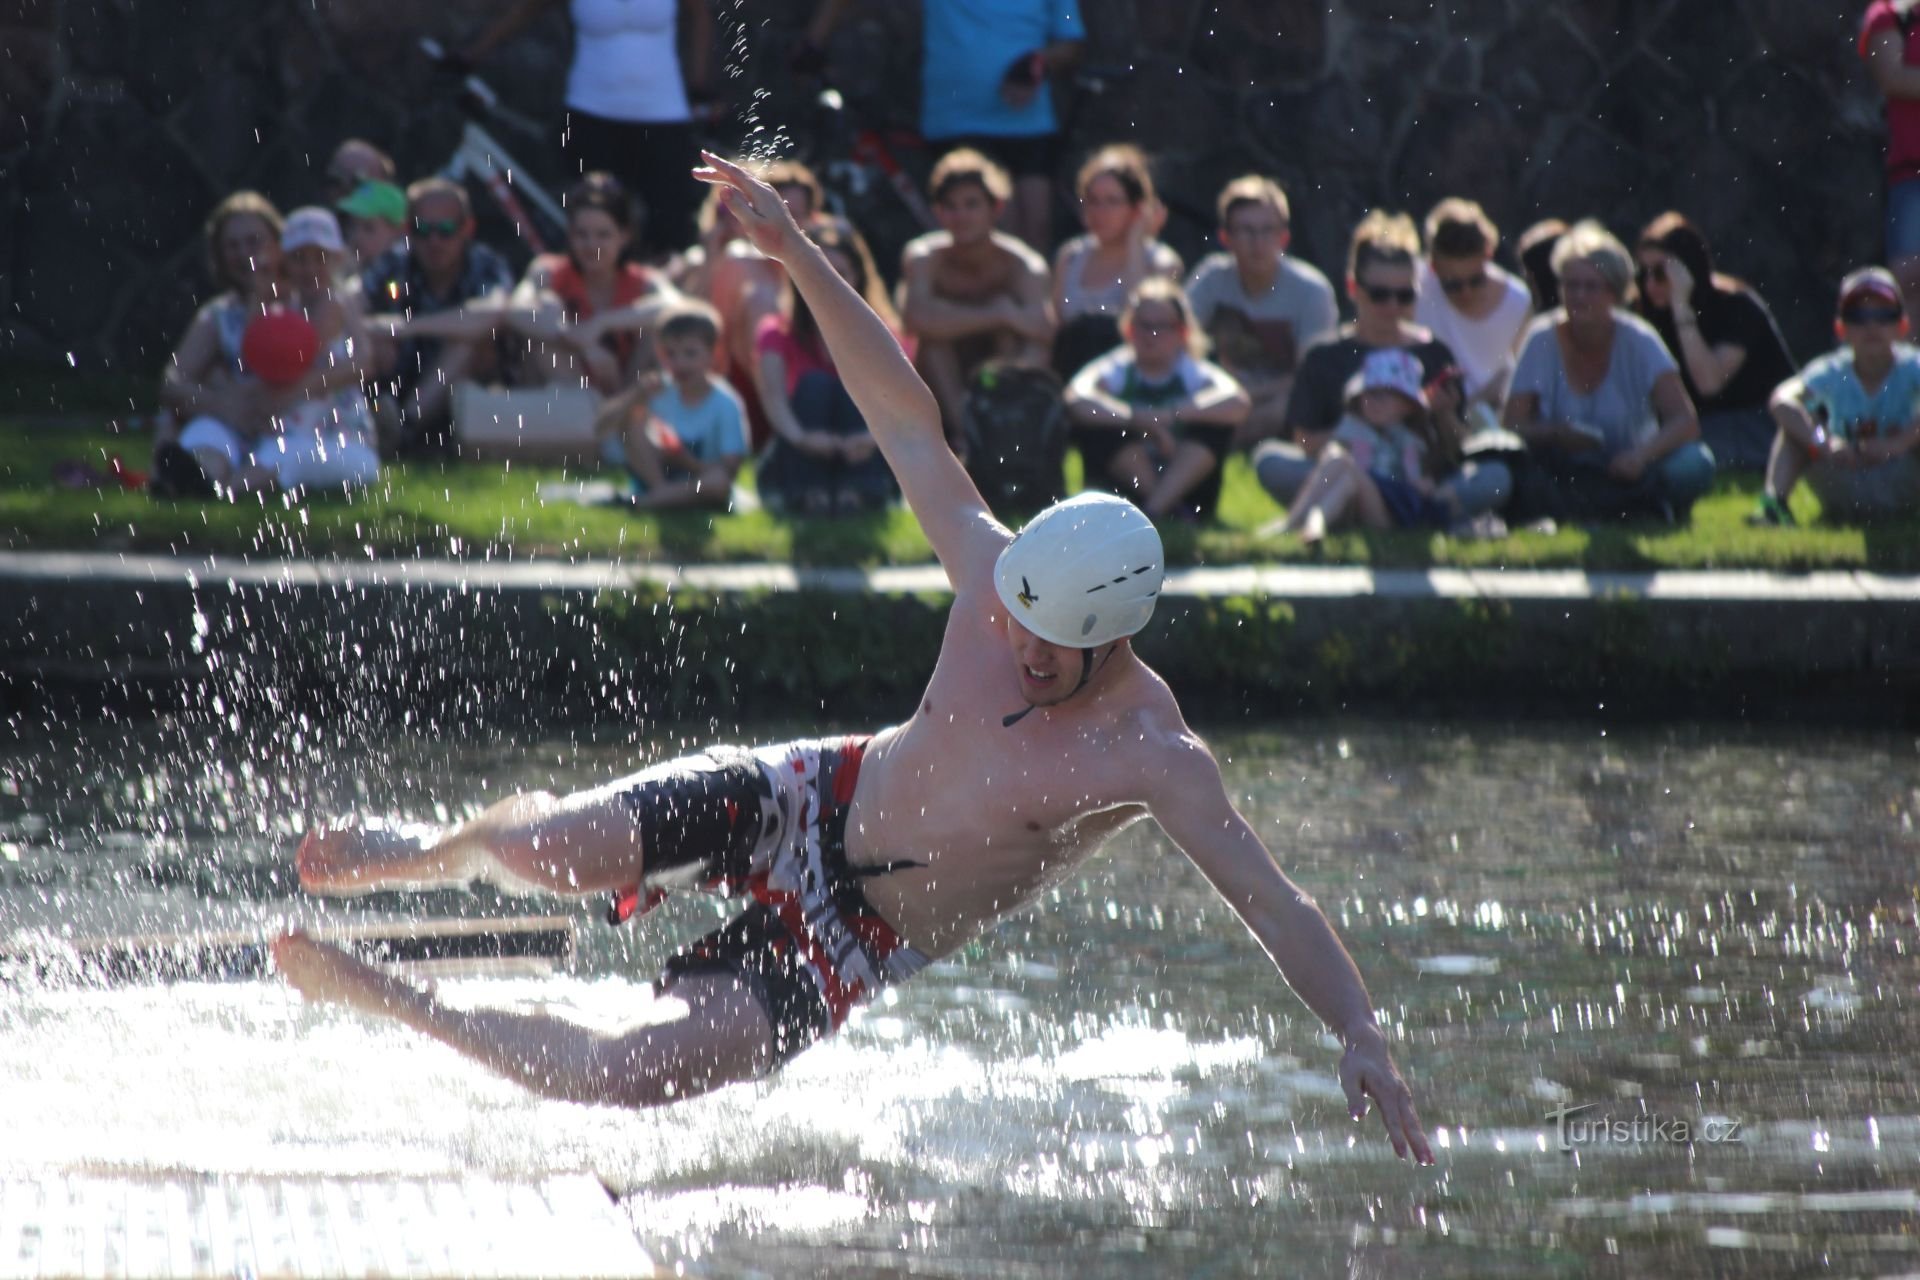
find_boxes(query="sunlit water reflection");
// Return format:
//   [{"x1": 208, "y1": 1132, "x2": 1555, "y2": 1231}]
[{"x1": 2, "y1": 718, "x2": 1918, "y2": 1277}]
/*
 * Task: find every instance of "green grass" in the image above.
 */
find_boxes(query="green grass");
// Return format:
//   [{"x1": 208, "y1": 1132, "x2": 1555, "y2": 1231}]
[{"x1": 4, "y1": 419, "x2": 1915, "y2": 571}]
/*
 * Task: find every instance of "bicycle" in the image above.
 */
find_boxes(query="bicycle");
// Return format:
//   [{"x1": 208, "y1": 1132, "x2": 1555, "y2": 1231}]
[{"x1": 418, "y1": 38, "x2": 569, "y2": 256}]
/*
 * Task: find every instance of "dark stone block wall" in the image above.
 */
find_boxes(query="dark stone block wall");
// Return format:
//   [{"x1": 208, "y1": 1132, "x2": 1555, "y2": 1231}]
[{"x1": 0, "y1": 0, "x2": 1888, "y2": 386}]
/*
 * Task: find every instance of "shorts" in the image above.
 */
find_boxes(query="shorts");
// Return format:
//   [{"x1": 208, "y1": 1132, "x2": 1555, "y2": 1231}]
[
  {"x1": 1073, "y1": 421, "x2": 1234, "y2": 485},
  {"x1": 1806, "y1": 452, "x2": 1920, "y2": 519},
  {"x1": 930, "y1": 131, "x2": 1056, "y2": 180},
  {"x1": 1371, "y1": 472, "x2": 1451, "y2": 529},
  {"x1": 180, "y1": 415, "x2": 380, "y2": 491},
  {"x1": 606, "y1": 736, "x2": 929, "y2": 1068}
]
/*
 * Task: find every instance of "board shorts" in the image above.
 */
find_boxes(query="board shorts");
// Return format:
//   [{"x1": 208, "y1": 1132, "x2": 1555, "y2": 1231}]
[{"x1": 604, "y1": 735, "x2": 929, "y2": 1068}]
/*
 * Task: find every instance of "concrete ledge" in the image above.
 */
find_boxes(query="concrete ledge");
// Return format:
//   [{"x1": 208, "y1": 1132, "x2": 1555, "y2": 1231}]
[{"x1": 4, "y1": 552, "x2": 1916, "y2": 724}]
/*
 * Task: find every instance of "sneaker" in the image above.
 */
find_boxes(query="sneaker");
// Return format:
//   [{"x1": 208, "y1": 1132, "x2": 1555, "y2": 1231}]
[
  {"x1": 1448, "y1": 512, "x2": 1508, "y2": 540},
  {"x1": 1745, "y1": 494, "x2": 1795, "y2": 527},
  {"x1": 149, "y1": 443, "x2": 215, "y2": 500}
]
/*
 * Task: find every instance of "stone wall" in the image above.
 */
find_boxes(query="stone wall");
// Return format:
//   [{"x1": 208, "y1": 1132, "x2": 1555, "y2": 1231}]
[{"x1": 0, "y1": 0, "x2": 1889, "y2": 386}]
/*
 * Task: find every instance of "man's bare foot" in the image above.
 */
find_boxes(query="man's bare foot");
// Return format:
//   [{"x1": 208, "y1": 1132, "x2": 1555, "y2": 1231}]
[{"x1": 296, "y1": 818, "x2": 451, "y2": 896}]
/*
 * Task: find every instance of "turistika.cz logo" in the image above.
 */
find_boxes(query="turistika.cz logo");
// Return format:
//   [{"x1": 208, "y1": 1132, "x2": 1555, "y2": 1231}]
[{"x1": 1544, "y1": 1102, "x2": 1744, "y2": 1152}]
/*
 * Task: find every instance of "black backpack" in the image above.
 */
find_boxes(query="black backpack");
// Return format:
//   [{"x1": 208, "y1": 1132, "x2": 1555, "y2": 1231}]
[{"x1": 962, "y1": 362, "x2": 1067, "y2": 515}]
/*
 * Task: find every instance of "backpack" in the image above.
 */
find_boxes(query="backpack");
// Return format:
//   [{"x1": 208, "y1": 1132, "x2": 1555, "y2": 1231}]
[{"x1": 962, "y1": 362, "x2": 1068, "y2": 515}]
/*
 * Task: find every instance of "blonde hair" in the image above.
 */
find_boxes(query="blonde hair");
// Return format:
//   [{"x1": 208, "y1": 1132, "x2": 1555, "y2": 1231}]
[
  {"x1": 405, "y1": 176, "x2": 471, "y2": 218},
  {"x1": 203, "y1": 191, "x2": 284, "y2": 292},
  {"x1": 1347, "y1": 209, "x2": 1421, "y2": 280},
  {"x1": 1123, "y1": 278, "x2": 1203, "y2": 357},
  {"x1": 929, "y1": 148, "x2": 1012, "y2": 205},
  {"x1": 1215, "y1": 174, "x2": 1290, "y2": 227},
  {"x1": 1423, "y1": 197, "x2": 1498, "y2": 260},
  {"x1": 1549, "y1": 219, "x2": 1634, "y2": 300}
]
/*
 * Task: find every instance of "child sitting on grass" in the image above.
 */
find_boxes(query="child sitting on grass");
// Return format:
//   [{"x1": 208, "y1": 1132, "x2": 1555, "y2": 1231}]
[
  {"x1": 1750, "y1": 266, "x2": 1920, "y2": 527},
  {"x1": 1267, "y1": 349, "x2": 1500, "y2": 543},
  {"x1": 594, "y1": 302, "x2": 747, "y2": 512}
]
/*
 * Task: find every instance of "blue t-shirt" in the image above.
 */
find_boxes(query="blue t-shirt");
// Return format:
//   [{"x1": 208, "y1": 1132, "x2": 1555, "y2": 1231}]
[
  {"x1": 1509, "y1": 310, "x2": 1678, "y2": 459},
  {"x1": 654, "y1": 377, "x2": 747, "y2": 463},
  {"x1": 1788, "y1": 344, "x2": 1920, "y2": 443},
  {"x1": 921, "y1": 0, "x2": 1086, "y2": 140}
]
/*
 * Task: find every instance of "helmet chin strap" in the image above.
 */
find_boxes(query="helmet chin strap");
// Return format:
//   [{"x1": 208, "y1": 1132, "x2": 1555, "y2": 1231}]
[{"x1": 1001, "y1": 645, "x2": 1106, "y2": 728}]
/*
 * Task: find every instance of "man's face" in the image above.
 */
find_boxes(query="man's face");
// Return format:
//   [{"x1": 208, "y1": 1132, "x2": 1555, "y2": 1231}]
[
  {"x1": 283, "y1": 244, "x2": 331, "y2": 291},
  {"x1": 1006, "y1": 616, "x2": 1086, "y2": 708},
  {"x1": 1429, "y1": 252, "x2": 1490, "y2": 313},
  {"x1": 660, "y1": 333, "x2": 714, "y2": 384},
  {"x1": 1221, "y1": 202, "x2": 1289, "y2": 271},
  {"x1": 1350, "y1": 262, "x2": 1418, "y2": 326},
  {"x1": 409, "y1": 194, "x2": 472, "y2": 275},
  {"x1": 935, "y1": 182, "x2": 1001, "y2": 246},
  {"x1": 1839, "y1": 292, "x2": 1905, "y2": 357}
]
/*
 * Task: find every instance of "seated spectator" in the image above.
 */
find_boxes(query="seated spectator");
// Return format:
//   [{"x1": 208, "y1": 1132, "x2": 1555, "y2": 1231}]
[
  {"x1": 710, "y1": 160, "x2": 826, "y2": 450},
  {"x1": 1516, "y1": 218, "x2": 1568, "y2": 313},
  {"x1": 901, "y1": 148, "x2": 1054, "y2": 452},
  {"x1": 1185, "y1": 174, "x2": 1339, "y2": 449},
  {"x1": 1064, "y1": 278, "x2": 1250, "y2": 521},
  {"x1": 323, "y1": 138, "x2": 397, "y2": 206},
  {"x1": 1253, "y1": 210, "x2": 1469, "y2": 509},
  {"x1": 594, "y1": 302, "x2": 746, "y2": 512},
  {"x1": 1631, "y1": 211, "x2": 1796, "y2": 472},
  {"x1": 754, "y1": 219, "x2": 902, "y2": 515},
  {"x1": 155, "y1": 209, "x2": 379, "y2": 499},
  {"x1": 1049, "y1": 144, "x2": 1183, "y2": 378},
  {"x1": 1415, "y1": 198, "x2": 1533, "y2": 408},
  {"x1": 1503, "y1": 220, "x2": 1713, "y2": 523},
  {"x1": 1269, "y1": 349, "x2": 1504, "y2": 542},
  {"x1": 361, "y1": 177, "x2": 516, "y2": 453},
  {"x1": 151, "y1": 191, "x2": 286, "y2": 494},
  {"x1": 513, "y1": 172, "x2": 672, "y2": 390},
  {"x1": 335, "y1": 181, "x2": 408, "y2": 272},
  {"x1": 1750, "y1": 267, "x2": 1920, "y2": 526}
]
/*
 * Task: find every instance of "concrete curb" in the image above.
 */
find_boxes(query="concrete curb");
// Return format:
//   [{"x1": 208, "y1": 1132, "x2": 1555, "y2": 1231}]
[{"x1": 5, "y1": 552, "x2": 1917, "y2": 723}]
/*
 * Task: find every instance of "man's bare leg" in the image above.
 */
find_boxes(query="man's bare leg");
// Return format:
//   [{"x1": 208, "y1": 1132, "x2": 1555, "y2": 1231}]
[
  {"x1": 274, "y1": 931, "x2": 773, "y2": 1107},
  {"x1": 1143, "y1": 443, "x2": 1219, "y2": 520},
  {"x1": 299, "y1": 784, "x2": 647, "y2": 898},
  {"x1": 915, "y1": 338, "x2": 971, "y2": 451}
]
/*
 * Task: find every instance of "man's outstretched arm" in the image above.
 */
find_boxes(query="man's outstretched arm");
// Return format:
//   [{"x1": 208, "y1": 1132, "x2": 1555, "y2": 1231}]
[
  {"x1": 1145, "y1": 732, "x2": 1435, "y2": 1164},
  {"x1": 695, "y1": 153, "x2": 1006, "y2": 586}
]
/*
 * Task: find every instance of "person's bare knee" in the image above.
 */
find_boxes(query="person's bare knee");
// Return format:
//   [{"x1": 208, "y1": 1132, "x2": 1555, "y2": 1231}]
[{"x1": 605, "y1": 974, "x2": 775, "y2": 1107}]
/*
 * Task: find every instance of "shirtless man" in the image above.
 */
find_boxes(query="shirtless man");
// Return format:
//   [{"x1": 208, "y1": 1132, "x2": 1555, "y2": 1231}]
[
  {"x1": 899, "y1": 148, "x2": 1054, "y2": 451},
  {"x1": 274, "y1": 153, "x2": 1434, "y2": 1167}
]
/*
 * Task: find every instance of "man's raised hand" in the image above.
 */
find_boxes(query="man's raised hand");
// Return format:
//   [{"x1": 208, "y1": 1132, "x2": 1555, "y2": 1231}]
[{"x1": 694, "y1": 152, "x2": 803, "y2": 261}]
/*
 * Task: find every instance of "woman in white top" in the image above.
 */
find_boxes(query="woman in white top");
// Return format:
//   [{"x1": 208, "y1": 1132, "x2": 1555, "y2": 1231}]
[
  {"x1": 1049, "y1": 144, "x2": 1183, "y2": 378},
  {"x1": 1413, "y1": 198, "x2": 1533, "y2": 408},
  {"x1": 464, "y1": 0, "x2": 715, "y2": 257}
]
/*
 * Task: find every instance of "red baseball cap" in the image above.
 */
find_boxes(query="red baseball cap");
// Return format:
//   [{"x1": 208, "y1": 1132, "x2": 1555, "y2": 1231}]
[{"x1": 1838, "y1": 266, "x2": 1902, "y2": 311}]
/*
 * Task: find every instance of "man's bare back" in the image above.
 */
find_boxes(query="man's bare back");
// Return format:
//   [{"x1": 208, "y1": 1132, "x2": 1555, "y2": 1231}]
[{"x1": 275, "y1": 153, "x2": 1431, "y2": 1165}]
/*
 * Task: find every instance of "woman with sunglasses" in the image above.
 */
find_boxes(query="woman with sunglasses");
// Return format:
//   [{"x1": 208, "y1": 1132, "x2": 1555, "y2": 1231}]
[
  {"x1": 1414, "y1": 198, "x2": 1532, "y2": 408},
  {"x1": 1749, "y1": 267, "x2": 1920, "y2": 526},
  {"x1": 1503, "y1": 219, "x2": 1712, "y2": 524},
  {"x1": 1254, "y1": 211, "x2": 1501, "y2": 521},
  {"x1": 1630, "y1": 211, "x2": 1795, "y2": 472}
]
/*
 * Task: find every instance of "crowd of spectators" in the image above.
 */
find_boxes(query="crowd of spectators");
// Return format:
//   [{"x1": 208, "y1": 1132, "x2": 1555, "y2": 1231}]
[{"x1": 144, "y1": 2, "x2": 1920, "y2": 535}]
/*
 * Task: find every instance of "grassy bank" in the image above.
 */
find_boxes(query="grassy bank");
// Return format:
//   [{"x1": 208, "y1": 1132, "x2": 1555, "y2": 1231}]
[{"x1": 4, "y1": 419, "x2": 1914, "y2": 571}]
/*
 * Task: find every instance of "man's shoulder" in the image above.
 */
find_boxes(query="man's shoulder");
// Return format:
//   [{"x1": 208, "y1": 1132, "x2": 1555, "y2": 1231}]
[
  {"x1": 902, "y1": 230, "x2": 955, "y2": 263},
  {"x1": 463, "y1": 241, "x2": 515, "y2": 289},
  {"x1": 1279, "y1": 254, "x2": 1335, "y2": 293},
  {"x1": 990, "y1": 231, "x2": 1051, "y2": 276}
]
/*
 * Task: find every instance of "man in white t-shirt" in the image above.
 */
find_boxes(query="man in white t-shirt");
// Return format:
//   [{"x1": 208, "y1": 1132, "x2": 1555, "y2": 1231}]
[
  {"x1": 1183, "y1": 175, "x2": 1338, "y2": 449},
  {"x1": 1413, "y1": 198, "x2": 1532, "y2": 409}
]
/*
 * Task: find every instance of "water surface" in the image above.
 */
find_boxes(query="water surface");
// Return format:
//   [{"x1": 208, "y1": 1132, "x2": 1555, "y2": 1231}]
[{"x1": 2, "y1": 717, "x2": 1917, "y2": 1278}]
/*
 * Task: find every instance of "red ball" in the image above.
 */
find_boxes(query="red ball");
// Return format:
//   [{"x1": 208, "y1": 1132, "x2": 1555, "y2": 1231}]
[{"x1": 241, "y1": 309, "x2": 320, "y2": 387}]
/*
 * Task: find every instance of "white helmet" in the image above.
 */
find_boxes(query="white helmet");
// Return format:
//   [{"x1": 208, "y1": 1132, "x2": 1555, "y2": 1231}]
[{"x1": 994, "y1": 493, "x2": 1165, "y2": 648}]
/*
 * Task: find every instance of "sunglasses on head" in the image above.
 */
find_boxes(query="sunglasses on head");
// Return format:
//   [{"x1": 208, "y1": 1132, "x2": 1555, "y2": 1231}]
[
  {"x1": 1438, "y1": 271, "x2": 1487, "y2": 295},
  {"x1": 412, "y1": 216, "x2": 464, "y2": 240},
  {"x1": 1361, "y1": 283, "x2": 1417, "y2": 305},
  {"x1": 1840, "y1": 304, "x2": 1903, "y2": 327}
]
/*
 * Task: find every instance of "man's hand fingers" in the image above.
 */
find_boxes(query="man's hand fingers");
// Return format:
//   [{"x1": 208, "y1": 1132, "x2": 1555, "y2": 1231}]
[
  {"x1": 1340, "y1": 1058, "x2": 1369, "y2": 1123},
  {"x1": 1374, "y1": 1076, "x2": 1435, "y2": 1165}
]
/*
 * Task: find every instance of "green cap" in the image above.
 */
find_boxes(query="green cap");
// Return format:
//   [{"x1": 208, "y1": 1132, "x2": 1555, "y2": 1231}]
[{"x1": 336, "y1": 180, "x2": 407, "y2": 226}]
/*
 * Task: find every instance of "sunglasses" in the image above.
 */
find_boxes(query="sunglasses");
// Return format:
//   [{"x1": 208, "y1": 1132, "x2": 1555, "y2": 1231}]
[
  {"x1": 1361, "y1": 284, "x2": 1417, "y2": 305},
  {"x1": 412, "y1": 217, "x2": 464, "y2": 240},
  {"x1": 1639, "y1": 262, "x2": 1667, "y2": 284},
  {"x1": 1840, "y1": 305, "x2": 1903, "y2": 327},
  {"x1": 1438, "y1": 272, "x2": 1487, "y2": 295}
]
